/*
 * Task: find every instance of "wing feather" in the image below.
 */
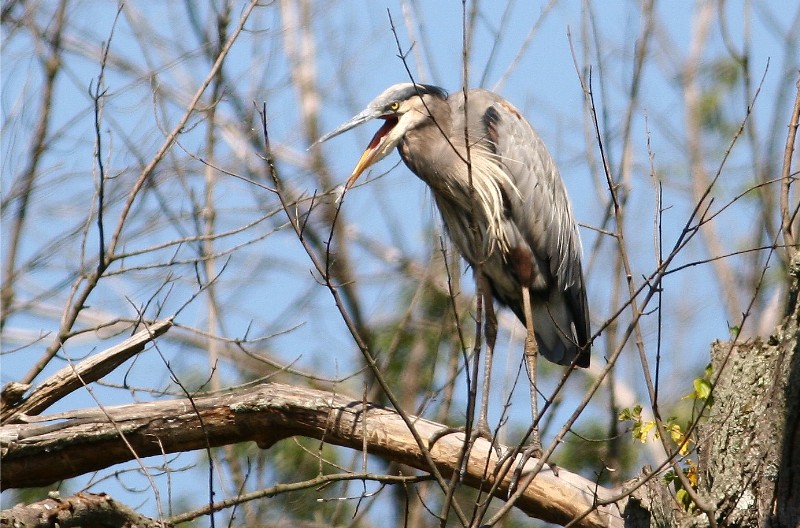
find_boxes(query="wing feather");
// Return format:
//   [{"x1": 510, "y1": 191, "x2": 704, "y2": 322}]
[{"x1": 451, "y1": 89, "x2": 590, "y2": 366}]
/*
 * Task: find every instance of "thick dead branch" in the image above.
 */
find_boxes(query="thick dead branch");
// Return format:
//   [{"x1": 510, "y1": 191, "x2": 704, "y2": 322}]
[
  {"x1": 0, "y1": 492, "x2": 167, "y2": 528},
  {"x1": 1, "y1": 382, "x2": 623, "y2": 528},
  {"x1": 0, "y1": 319, "x2": 173, "y2": 424}
]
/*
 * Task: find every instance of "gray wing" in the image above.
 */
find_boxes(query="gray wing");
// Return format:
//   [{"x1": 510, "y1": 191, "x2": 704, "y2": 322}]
[{"x1": 456, "y1": 89, "x2": 591, "y2": 366}]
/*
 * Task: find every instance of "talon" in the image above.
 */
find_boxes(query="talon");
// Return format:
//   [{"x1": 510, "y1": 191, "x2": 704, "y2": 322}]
[
  {"x1": 470, "y1": 422, "x2": 502, "y2": 458},
  {"x1": 507, "y1": 441, "x2": 549, "y2": 497},
  {"x1": 428, "y1": 426, "x2": 463, "y2": 449}
]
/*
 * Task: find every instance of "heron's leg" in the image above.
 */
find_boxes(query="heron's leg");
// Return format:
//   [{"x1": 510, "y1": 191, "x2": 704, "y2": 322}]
[
  {"x1": 520, "y1": 284, "x2": 542, "y2": 453},
  {"x1": 477, "y1": 282, "x2": 497, "y2": 437},
  {"x1": 506, "y1": 284, "x2": 546, "y2": 496}
]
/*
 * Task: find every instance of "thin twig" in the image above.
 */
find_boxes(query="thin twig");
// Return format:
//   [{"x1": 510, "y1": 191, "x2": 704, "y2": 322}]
[
  {"x1": 780, "y1": 75, "x2": 800, "y2": 263},
  {"x1": 20, "y1": 0, "x2": 261, "y2": 386}
]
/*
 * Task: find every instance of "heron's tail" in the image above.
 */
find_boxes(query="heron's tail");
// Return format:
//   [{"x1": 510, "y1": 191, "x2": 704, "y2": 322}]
[{"x1": 531, "y1": 293, "x2": 590, "y2": 368}]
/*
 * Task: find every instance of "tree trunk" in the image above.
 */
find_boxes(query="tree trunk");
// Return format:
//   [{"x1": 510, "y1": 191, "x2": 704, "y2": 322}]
[
  {"x1": 697, "y1": 256, "x2": 800, "y2": 527},
  {"x1": 623, "y1": 256, "x2": 800, "y2": 527}
]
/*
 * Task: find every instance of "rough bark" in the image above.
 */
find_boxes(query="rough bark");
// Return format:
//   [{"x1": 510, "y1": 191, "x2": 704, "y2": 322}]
[
  {"x1": 616, "y1": 257, "x2": 800, "y2": 528},
  {"x1": 618, "y1": 468, "x2": 683, "y2": 527},
  {"x1": 1, "y1": 492, "x2": 166, "y2": 528},
  {"x1": 696, "y1": 256, "x2": 800, "y2": 528}
]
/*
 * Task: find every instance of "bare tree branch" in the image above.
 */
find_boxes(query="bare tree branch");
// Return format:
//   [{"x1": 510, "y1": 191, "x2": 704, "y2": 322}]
[
  {"x1": 1, "y1": 382, "x2": 624, "y2": 528},
  {"x1": 780, "y1": 75, "x2": 800, "y2": 265},
  {"x1": 1, "y1": 492, "x2": 167, "y2": 528},
  {"x1": 19, "y1": 0, "x2": 260, "y2": 387},
  {"x1": 1, "y1": 319, "x2": 172, "y2": 423},
  {"x1": 0, "y1": 0, "x2": 68, "y2": 331}
]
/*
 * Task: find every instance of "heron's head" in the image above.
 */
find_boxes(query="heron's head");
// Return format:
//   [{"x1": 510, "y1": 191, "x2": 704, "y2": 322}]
[{"x1": 313, "y1": 83, "x2": 448, "y2": 188}]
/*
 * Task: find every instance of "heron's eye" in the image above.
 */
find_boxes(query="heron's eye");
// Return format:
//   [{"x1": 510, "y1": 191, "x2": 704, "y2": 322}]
[{"x1": 389, "y1": 101, "x2": 400, "y2": 112}]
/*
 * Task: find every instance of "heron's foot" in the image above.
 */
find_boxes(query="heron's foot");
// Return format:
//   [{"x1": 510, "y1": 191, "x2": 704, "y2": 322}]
[
  {"x1": 473, "y1": 417, "x2": 494, "y2": 445},
  {"x1": 428, "y1": 426, "x2": 465, "y2": 449},
  {"x1": 428, "y1": 422, "x2": 502, "y2": 481},
  {"x1": 465, "y1": 420, "x2": 504, "y2": 478},
  {"x1": 471, "y1": 417, "x2": 508, "y2": 460},
  {"x1": 429, "y1": 422, "x2": 497, "y2": 446},
  {"x1": 428, "y1": 422, "x2": 501, "y2": 457},
  {"x1": 507, "y1": 440, "x2": 559, "y2": 497}
]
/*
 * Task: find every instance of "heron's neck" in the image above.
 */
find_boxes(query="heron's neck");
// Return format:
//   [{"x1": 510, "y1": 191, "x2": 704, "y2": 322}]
[
  {"x1": 398, "y1": 100, "x2": 517, "y2": 262},
  {"x1": 397, "y1": 99, "x2": 458, "y2": 191}
]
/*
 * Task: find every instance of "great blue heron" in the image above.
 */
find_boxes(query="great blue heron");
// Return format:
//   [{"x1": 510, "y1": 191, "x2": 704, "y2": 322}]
[{"x1": 316, "y1": 83, "x2": 590, "y2": 439}]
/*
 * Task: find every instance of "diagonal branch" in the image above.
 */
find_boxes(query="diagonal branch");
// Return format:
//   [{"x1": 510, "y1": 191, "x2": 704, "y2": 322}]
[{"x1": 1, "y1": 318, "x2": 173, "y2": 423}]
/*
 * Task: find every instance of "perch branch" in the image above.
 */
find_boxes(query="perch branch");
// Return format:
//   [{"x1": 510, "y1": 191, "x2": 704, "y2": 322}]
[{"x1": 1, "y1": 382, "x2": 623, "y2": 528}]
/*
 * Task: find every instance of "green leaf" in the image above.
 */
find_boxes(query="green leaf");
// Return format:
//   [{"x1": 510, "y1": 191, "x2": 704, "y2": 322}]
[
  {"x1": 618, "y1": 404, "x2": 642, "y2": 422},
  {"x1": 633, "y1": 420, "x2": 655, "y2": 443},
  {"x1": 676, "y1": 488, "x2": 691, "y2": 510},
  {"x1": 693, "y1": 377, "x2": 712, "y2": 400}
]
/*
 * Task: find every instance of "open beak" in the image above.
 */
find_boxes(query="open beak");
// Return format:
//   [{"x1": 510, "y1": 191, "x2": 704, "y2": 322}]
[
  {"x1": 313, "y1": 107, "x2": 377, "y2": 144},
  {"x1": 313, "y1": 109, "x2": 401, "y2": 190},
  {"x1": 346, "y1": 116, "x2": 398, "y2": 188}
]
